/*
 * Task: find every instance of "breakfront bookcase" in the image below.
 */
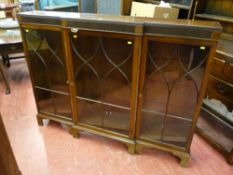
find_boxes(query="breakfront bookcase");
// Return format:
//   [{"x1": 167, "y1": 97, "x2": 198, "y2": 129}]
[{"x1": 17, "y1": 11, "x2": 221, "y2": 166}]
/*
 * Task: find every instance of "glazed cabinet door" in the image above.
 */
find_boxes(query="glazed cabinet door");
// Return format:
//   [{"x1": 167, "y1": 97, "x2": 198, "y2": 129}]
[
  {"x1": 70, "y1": 31, "x2": 137, "y2": 136},
  {"x1": 22, "y1": 28, "x2": 72, "y2": 121},
  {"x1": 137, "y1": 39, "x2": 210, "y2": 148}
]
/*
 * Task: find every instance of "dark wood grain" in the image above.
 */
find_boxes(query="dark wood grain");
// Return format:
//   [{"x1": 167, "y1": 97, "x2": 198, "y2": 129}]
[
  {"x1": 0, "y1": 114, "x2": 21, "y2": 175},
  {"x1": 224, "y1": 63, "x2": 233, "y2": 82},
  {"x1": 209, "y1": 57, "x2": 225, "y2": 77}
]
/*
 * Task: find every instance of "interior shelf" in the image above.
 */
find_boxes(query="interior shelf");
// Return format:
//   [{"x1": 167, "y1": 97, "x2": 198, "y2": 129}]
[
  {"x1": 217, "y1": 35, "x2": 233, "y2": 60},
  {"x1": 196, "y1": 14, "x2": 233, "y2": 23},
  {"x1": 202, "y1": 105, "x2": 233, "y2": 129},
  {"x1": 220, "y1": 33, "x2": 233, "y2": 41},
  {"x1": 198, "y1": 108, "x2": 233, "y2": 153},
  {"x1": 216, "y1": 50, "x2": 233, "y2": 61}
]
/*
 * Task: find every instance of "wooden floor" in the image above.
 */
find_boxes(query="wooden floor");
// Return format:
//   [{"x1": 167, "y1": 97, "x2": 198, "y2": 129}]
[{"x1": 0, "y1": 59, "x2": 233, "y2": 175}]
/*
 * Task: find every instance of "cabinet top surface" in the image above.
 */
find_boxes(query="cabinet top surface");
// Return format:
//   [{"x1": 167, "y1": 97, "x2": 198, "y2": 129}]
[{"x1": 17, "y1": 11, "x2": 222, "y2": 31}]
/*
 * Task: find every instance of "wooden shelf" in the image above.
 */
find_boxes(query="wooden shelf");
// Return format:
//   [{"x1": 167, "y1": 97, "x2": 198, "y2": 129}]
[
  {"x1": 216, "y1": 50, "x2": 233, "y2": 62},
  {"x1": 217, "y1": 34, "x2": 233, "y2": 61},
  {"x1": 202, "y1": 105, "x2": 233, "y2": 129},
  {"x1": 196, "y1": 14, "x2": 233, "y2": 24},
  {"x1": 197, "y1": 110, "x2": 233, "y2": 155},
  {"x1": 220, "y1": 33, "x2": 233, "y2": 41}
]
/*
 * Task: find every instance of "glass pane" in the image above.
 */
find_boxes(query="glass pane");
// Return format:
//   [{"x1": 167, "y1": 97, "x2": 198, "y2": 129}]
[
  {"x1": 25, "y1": 29, "x2": 68, "y2": 93},
  {"x1": 71, "y1": 33, "x2": 133, "y2": 134},
  {"x1": 139, "y1": 111, "x2": 164, "y2": 141},
  {"x1": 162, "y1": 117, "x2": 192, "y2": 147},
  {"x1": 24, "y1": 29, "x2": 72, "y2": 119},
  {"x1": 101, "y1": 38, "x2": 132, "y2": 107},
  {"x1": 142, "y1": 72, "x2": 168, "y2": 114},
  {"x1": 53, "y1": 93, "x2": 72, "y2": 119},
  {"x1": 139, "y1": 41, "x2": 209, "y2": 146},
  {"x1": 35, "y1": 88, "x2": 54, "y2": 115},
  {"x1": 102, "y1": 105, "x2": 130, "y2": 135},
  {"x1": 35, "y1": 88, "x2": 72, "y2": 119},
  {"x1": 78, "y1": 100, "x2": 102, "y2": 127}
]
